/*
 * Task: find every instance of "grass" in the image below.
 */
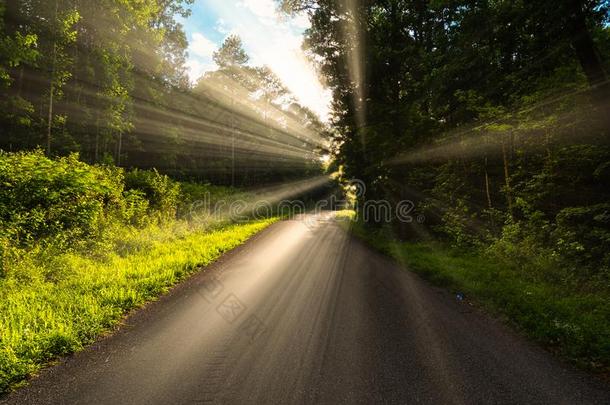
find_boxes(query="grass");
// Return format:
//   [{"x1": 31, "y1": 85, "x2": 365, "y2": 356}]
[
  {"x1": 0, "y1": 217, "x2": 278, "y2": 394},
  {"x1": 348, "y1": 219, "x2": 610, "y2": 375}
]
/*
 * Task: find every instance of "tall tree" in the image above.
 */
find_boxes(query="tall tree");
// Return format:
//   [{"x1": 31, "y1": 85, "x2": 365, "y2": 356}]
[{"x1": 212, "y1": 34, "x2": 249, "y2": 69}]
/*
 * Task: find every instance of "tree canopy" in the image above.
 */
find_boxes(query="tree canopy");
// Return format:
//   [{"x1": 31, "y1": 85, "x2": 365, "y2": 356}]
[
  {"x1": 0, "y1": 1, "x2": 324, "y2": 185},
  {"x1": 281, "y1": 0, "x2": 610, "y2": 277}
]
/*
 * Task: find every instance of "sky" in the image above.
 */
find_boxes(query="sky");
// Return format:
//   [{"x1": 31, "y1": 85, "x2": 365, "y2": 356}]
[{"x1": 179, "y1": 0, "x2": 332, "y2": 121}]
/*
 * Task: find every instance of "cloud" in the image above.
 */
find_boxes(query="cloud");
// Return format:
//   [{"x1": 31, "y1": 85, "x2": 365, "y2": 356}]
[
  {"x1": 289, "y1": 14, "x2": 311, "y2": 30},
  {"x1": 186, "y1": 32, "x2": 218, "y2": 83},
  {"x1": 189, "y1": 32, "x2": 217, "y2": 59},
  {"x1": 215, "y1": 18, "x2": 230, "y2": 34},
  {"x1": 185, "y1": 0, "x2": 330, "y2": 120},
  {"x1": 238, "y1": 0, "x2": 277, "y2": 19},
  {"x1": 185, "y1": 59, "x2": 215, "y2": 83}
]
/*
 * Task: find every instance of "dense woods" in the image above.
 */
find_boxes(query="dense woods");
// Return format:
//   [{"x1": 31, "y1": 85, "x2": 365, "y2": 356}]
[
  {"x1": 0, "y1": 0, "x2": 323, "y2": 185},
  {"x1": 282, "y1": 0, "x2": 610, "y2": 278}
]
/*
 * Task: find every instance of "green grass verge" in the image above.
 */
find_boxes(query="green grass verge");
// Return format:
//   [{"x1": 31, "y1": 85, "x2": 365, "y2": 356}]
[
  {"x1": 0, "y1": 217, "x2": 278, "y2": 394},
  {"x1": 348, "y1": 220, "x2": 610, "y2": 375}
]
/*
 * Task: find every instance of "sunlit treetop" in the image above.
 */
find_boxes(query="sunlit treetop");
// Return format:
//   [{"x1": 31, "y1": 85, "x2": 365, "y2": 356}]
[{"x1": 213, "y1": 35, "x2": 250, "y2": 69}]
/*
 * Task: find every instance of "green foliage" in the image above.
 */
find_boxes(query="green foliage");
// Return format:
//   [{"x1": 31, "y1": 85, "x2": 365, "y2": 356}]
[
  {"x1": 212, "y1": 34, "x2": 249, "y2": 68},
  {"x1": 0, "y1": 152, "x2": 211, "y2": 254},
  {"x1": 121, "y1": 189, "x2": 150, "y2": 227},
  {"x1": 179, "y1": 181, "x2": 239, "y2": 203},
  {"x1": 0, "y1": 2, "x2": 38, "y2": 86},
  {"x1": 0, "y1": 150, "x2": 123, "y2": 248},
  {"x1": 0, "y1": 0, "x2": 194, "y2": 164},
  {"x1": 0, "y1": 218, "x2": 277, "y2": 394},
  {"x1": 0, "y1": 151, "x2": 280, "y2": 394},
  {"x1": 0, "y1": 4, "x2": 322, "y2": 184},
  {"x1": 124, "y1": 168, "x2": 180, "y2": 219},
  {"x1": 554, "y1": 203, "x2": 610, "y2": 281},
  {"x1": 391, "y1": 242, "x2": 610, "y2": 372}
]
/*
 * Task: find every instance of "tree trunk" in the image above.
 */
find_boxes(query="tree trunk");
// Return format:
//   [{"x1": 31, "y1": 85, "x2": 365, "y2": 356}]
[
  {"x1": 484, "y1": 156, "x2": 495, "y2": 229},
  {"x1": 94, "y1": 112, "x2": 100, "y2": 162},
  {"x1": 116, "y1": 132, "x2": 122, "y2": 166},
  {"x1": 484, "y1": 157, "x2": 493, "y2": 210},
  {"x1": 46, "y1": 0, "x2": 59, "y2": 156},
  {"x1": 231, "y1": 97, "x2": 236, "y2": 187},
  {"x1": 46, "y1": 75, "x2": 55, "y2": 155},
  {"x1": 502, "y1": 133, "x2": 513, "y2": 220},
  {"x1": 566, "y1": 0, "x2": 608, "y2": 95},
  {"x1": 16, "y1": 66, "x2": 24, "y2": 98}
]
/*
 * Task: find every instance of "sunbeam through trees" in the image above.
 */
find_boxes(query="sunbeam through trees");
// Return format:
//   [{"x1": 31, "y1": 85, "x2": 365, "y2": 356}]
[{"x1": 1, "y1": 0, "x2": 610, "y2": 401}]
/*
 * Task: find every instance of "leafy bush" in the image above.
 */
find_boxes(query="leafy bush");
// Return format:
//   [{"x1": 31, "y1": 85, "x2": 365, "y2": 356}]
[
  {"x1": 0, "y1": 152, "x2": 238, "y2": 254},
  {"x1": 124, "y1": 169, "x2": 180, "y2": 219},
  {"x1": 0, "y1": 151, "x2": 124, "y2": 248},
  {"x1": 554, "y1": 203, "x2": 610, "y2": 279},
  {"x1": 437, "y1": 199, "x2": 482, "y2": 247},
  {"x1": 121, "y1": 189, "x2": 150, "y2": 227},
  {"x1": 0, "y1": 151, "x2": 279, "y2": 393}
]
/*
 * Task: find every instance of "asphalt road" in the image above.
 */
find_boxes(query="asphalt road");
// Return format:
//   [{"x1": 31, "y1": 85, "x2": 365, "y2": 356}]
[{"x1": 3, "y1": 213, "x2": 610, "y2": 404}]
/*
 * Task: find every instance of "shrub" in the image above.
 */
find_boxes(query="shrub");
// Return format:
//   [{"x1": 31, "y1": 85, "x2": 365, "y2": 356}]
[
  {"x1": 554, "y1": 203, "x2": 610, "y2": 279},
  {"x1": 124, "y1": 169, "x2": 180, "y2": 220},
  {"x1": 0, "y1": 151, "x2": 124, "y2": 248},
  {"x1": 121, "y1": 189, "x2": 150, "y2": 227}
]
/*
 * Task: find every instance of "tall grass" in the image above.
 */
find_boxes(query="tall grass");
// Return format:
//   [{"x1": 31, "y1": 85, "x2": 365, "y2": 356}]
[
  {"x1": 0, "y1": 151, "x2": 279, "y2": 393},
  {"x1": 0, "y1": 218, "x2": 277, "y2": 393}
]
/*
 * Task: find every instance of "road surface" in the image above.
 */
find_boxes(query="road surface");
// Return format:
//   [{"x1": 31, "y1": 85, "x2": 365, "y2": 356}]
[{"x1": 2, "y1": 213, "x2": 609, "y2": 404}]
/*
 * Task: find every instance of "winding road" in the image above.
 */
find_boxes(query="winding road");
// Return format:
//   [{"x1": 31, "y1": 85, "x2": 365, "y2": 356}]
[{"x1": 3, "y1": 213, "x2": 610, "y2": 404}]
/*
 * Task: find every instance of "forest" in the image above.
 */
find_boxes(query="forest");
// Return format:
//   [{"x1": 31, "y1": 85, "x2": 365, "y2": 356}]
[
  {"x1": 1, "y1": 0, "x2": 610, "y2": 396},
  {"x1": 0, "y1": 0, "x2": 324, "y2": 185}
]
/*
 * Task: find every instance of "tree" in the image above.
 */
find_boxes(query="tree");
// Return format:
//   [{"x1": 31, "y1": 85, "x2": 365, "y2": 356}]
[
  {"x1": 0, "y1": 0, "x2": 39, "y2": 147},
  {"x1": 0, "y1": 1, "x2": 323, "y2": 184},
  {"x1": 213, "y1": 34, "x2": 249, "y2": 69}
]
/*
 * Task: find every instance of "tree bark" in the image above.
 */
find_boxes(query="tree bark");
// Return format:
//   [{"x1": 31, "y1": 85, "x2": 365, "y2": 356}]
[
  {"x1": 484, "y1": 157, "x2": 495, "y2": 229},
  {"x1": 484, "y1": 157, "x2": 493, "y2": 210},
  {"x1": 502, "y1": 133, "x2": 513, "y2": 220},
  {"x1": 94, "y1": 111, "x2": 100, "y2": 162},
  {"x1": 116, "y1": 132, "x2": 122, "y2": 166},
  {"x1": 46, "y1": 66, "x2": 55, "y2": 155},
  {"x1": 566, "y1": 1, "x2": 608, "y2": 94},
  {"x1": 46, "y1": 0, "x2": 59, "y2": 156}
]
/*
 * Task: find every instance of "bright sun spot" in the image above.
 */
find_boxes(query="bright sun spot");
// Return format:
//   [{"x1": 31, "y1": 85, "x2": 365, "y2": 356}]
[{"x1": 183, "y1": 0, "x2": 332, "y2": 121}]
